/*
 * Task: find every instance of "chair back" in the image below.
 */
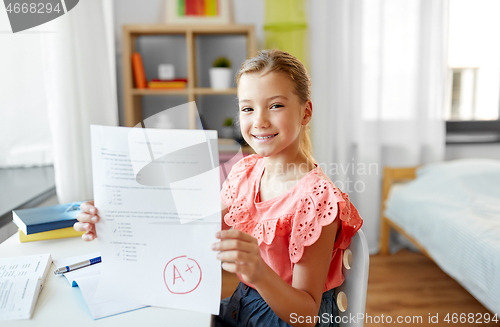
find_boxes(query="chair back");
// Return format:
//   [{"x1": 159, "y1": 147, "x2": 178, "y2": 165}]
[{"x1": 335, "y1": 229, "x2": 369, "y2": 327}]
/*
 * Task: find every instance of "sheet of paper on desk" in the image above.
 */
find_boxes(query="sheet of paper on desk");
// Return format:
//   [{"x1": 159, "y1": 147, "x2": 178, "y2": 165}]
[
  {"x1": 53, "y1": 253, "x2": 147, "y2": 319},
  {"x1": 90, "y1": 125, "x2": 221, "y2": 315},
  {"x1": 0, "y1": 253, "x2": 52, "y2": 320}
]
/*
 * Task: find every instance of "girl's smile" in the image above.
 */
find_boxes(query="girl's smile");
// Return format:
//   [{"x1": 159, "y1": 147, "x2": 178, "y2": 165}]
[{"x1": 252, "y1": 133, "x2": 278, "y2": 142}]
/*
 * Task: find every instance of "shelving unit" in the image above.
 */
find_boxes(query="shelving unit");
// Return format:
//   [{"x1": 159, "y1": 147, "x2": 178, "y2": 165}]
[{"x1": 122, "y1": 24, "x2": 256, "y2": 128}]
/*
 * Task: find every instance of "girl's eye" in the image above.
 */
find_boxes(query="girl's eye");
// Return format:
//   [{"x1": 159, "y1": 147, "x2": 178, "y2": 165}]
[
  {"x1": 241, "y1": 107, "x2": 253, "y2": 112},
  {"x1": 270, "y1": 104, "x2": 284, "y2": 109}
]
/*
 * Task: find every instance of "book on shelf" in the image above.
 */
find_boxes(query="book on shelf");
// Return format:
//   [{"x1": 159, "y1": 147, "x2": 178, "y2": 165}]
[
  {"x1": 148, "y1": 78, "x2": 187, "y2": 89},
  {"x1": 18, "y1": 227, "x2": 84, "y2": 243},
  {"x1": 131, "y1": 52, "x2": 147, "y2": 89},
  {"x1": 12, "y1": 201, "x2": 83, "y2": 236},
  {"x1": 0, "y1": 253, "x2": 52, "y2": 320}
]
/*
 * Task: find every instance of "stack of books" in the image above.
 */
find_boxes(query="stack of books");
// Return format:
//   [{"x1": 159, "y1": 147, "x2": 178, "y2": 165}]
[{"x1": 12, "y1": 202, "x2": 85, "y2": 242}]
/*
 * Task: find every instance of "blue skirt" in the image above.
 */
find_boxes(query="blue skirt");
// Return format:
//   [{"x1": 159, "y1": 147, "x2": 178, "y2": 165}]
[{"x1": 215, "y1": 282, "x2": 339, "y2": 327}]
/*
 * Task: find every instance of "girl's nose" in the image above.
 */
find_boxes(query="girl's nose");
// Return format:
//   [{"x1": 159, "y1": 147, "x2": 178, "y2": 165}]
[{"x1": 253, "y1": 109, "x2": 270, "y2": 129}]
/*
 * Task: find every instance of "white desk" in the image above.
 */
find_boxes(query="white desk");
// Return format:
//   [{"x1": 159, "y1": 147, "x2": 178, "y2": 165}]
[{"x1": 0, "y1": 233, "x2": 214, "y2": 327}]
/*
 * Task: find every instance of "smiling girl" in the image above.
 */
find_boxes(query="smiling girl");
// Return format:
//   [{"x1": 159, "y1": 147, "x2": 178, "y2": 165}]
[{"x1": 212, "y1": 49, "x2": 363, "y2": 327}]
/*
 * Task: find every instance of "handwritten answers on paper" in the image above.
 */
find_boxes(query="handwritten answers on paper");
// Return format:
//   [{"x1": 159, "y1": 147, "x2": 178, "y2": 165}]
[
  {"x1": 0, "y1": 254, "x2": 52, "y2": 320},
  {"x1": 90, "y1": 125, "x2": 221, "y2": 315}
]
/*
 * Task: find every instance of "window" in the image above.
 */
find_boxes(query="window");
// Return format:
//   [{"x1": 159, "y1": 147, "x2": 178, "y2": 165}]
[
  {"x1": 446, "y1": 0, "x2": 500, "y2": 143},
  {"x1": 446, "y1": 0, "x2": 500, "y2": 121}
]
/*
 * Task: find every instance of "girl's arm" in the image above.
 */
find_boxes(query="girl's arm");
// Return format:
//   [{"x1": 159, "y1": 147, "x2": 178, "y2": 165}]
[{"x1": 214, "y1": 214, "x2": 339, "y2": 327}]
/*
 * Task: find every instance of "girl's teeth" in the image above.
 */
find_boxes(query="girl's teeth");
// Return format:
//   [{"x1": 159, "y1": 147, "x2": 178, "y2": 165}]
[{"x1": 255, "y1": 135, "x2": 275, "y2": 139}]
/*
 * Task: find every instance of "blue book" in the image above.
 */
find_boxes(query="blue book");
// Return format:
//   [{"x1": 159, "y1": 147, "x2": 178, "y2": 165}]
[{"x1": 12, "y1": 202, "x2": 83, "y2": 235}]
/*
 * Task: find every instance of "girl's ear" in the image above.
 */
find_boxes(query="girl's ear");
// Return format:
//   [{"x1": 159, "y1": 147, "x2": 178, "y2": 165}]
[{"x1": 302, "y1": 100, "x2": 313, "y2": 125}]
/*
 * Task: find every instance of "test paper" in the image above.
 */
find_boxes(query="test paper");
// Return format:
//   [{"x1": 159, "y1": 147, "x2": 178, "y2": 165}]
[{"x1": 91, "y1": 125, "x2": 221, "y2": 315}]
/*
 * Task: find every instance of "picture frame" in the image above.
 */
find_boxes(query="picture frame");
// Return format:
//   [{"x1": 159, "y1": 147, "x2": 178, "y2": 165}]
[{"x1": 165, "y1": 0, "x2": 233, "y2": 25}]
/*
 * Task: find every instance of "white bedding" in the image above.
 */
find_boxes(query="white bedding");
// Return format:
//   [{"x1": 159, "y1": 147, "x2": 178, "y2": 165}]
[{"x1": 384, "y1": 159, "x2": 500, "y2": 315}]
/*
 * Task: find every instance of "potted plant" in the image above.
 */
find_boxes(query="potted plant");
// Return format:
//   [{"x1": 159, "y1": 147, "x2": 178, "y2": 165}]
[
  {"x1": 210, "y1": 57, "x2": 232, "y2": 89},
  {"x1": 220, "y1": 117, "x2": 235, "y2": 139}
]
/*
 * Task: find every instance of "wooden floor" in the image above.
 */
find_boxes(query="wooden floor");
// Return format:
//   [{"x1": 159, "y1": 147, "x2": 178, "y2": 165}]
[
  {"x1": 366, "y1": 250, "x2": 495, "y2": 326},
  {"x1": 221, "y1": 250, "x2": 496, "y2": 326}
]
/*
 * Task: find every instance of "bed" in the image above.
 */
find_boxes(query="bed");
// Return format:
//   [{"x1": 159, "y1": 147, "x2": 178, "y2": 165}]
[{"x1": 378, "y1": 159, "x2": 500, "y2": 315}]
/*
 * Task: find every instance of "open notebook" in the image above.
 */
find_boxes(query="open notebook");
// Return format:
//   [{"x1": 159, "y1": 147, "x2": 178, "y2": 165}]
[
  {"x1": 0, "y1": 253, "x2": 52, "y2": 320},
  {"x1": 53, "y1": 253, "x2": 147, "y2": 319}
]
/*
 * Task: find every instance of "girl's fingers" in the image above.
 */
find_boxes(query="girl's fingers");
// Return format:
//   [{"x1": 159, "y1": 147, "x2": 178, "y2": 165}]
[
  {"x1": 73, "y1": 222, "x2": 95, "y2": 232},
  {"x1": 82, "y1": 231, "x2": 96, "y2": 241},
  {"x1": 221, "y1": 262, "x2": 256, "y2": 280},
  {"x1": 221, "y1": 262, "x2": 237, "y2": 273},
  {"x1": 217, "y1": 250, "x2": 254, "y2": 264},
  {"x1": 75, "y1": 222, "x2": 97, "y2": 241},
  {"x1": 76, "y1": 212, "x2": 99, "y2": 224},
  {"x1": 80, "y1": 201, "x2": 97, "y2": 215},
  {"x1": 212, "y1": 239, "x2": 254, "y2": 252},
  {"x1": 215, "y1": 229, "x2": 256, "y2": 243},
  {"x1": 213, "y1": 229, "x2": 262, "y2": 282}
]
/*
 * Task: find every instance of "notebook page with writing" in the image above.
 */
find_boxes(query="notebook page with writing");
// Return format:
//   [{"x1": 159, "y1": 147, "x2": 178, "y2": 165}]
[
  {"x1": 53, "y1": 254, "x2": 146, "y2": 319},
  {"x1": 0, "y1": 253, "x2": 52, "y2": 320}
]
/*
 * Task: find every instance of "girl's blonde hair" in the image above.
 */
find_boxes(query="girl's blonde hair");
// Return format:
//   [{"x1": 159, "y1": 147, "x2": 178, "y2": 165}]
[{"x1": 235, "y1": 49, "x2": 315, "y2": 164}]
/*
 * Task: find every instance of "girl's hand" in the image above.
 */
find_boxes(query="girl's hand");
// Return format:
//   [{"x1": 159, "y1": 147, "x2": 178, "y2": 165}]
[
  {"x1": 212, "y1": 229, "x2": 267, "y2": 285},
  {"x1": 73, "y1": 200, "x2": 99, "y2": 241}
]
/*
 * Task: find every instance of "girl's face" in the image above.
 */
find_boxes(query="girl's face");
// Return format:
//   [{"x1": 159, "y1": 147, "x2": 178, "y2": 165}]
[{"x1": 237, "y1": 71, "x2": 312, "y2": 160}]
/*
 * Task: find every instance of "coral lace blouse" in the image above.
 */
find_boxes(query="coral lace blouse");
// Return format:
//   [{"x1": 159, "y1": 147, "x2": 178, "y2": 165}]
[{"x1": 221, "y1": 155, "x2": 363, "y2": 292}]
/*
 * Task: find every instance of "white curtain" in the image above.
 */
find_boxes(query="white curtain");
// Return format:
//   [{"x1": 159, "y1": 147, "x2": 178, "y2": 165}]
[
  {"x1": 0, "y1": 8, "x2": 53, "y2": 167},
  {"x1": 309, "y1": 0, "x2": 448, "y2": 253},
  {"x1": 43, "y1": 0, "x2": 118, "y2": 203}
]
